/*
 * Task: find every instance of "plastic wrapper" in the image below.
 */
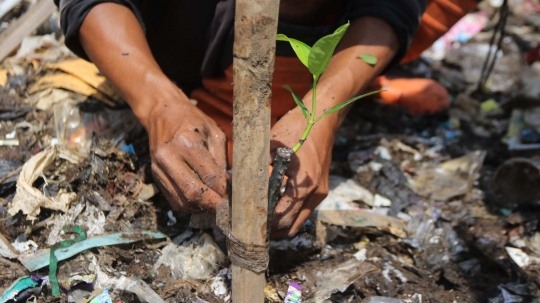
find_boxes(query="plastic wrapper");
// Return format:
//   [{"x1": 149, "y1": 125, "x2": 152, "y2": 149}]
[
  {"x1": 153, "y1": 232, "x2": 226, "y2": 281},
  {"x1": 54, "y1": 101, "x2": 138, "y2": 155},
  {"x1": 362, "y1": 297, "x2": 402, "y2": 303},
  {"x1": 406, "y1": 216, "x2": 467, "y2": 270}
]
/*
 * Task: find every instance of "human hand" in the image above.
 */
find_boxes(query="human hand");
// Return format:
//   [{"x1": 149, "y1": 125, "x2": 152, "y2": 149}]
[
  {"x1": 270, "y1": 107, "x2": 334, "y2": 238},
  {"x1": 140, "y1": 85, "x2": 229, "y2": 212}
]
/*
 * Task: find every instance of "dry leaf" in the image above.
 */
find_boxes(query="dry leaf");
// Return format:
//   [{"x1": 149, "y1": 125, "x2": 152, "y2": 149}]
[{"x1": 46, "y1": 59, "x2": 122, "y2": 101}]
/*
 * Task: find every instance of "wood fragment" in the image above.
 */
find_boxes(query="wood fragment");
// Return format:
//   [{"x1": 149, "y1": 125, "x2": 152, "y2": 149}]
[
  {"x1": 0, "y1": 0, "x2": 57, "y2": 62},
  {"x1": 0, "y1": 165, "x2": 22, "y2": 184}
]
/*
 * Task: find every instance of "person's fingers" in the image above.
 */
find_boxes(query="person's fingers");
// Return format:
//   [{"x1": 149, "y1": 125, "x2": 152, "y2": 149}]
[
  {"x1": 286, "y1": 190, "x2": 328, "y2": 237},
  {"x1": 154, "y1": 144, "x2": 224, "y2": 211},
  {"x1": 151, "y1": 165, "x2": 198, "y2": 212},
  {"x1": 272, "y1": 178, "x2": 310, "y2": 230},
  {"x1": 205, "y1": 126, "x2": 229, "y2": 196},
  {"x1": 180, "y1": 133, "x2": 228, "y2": 199}
]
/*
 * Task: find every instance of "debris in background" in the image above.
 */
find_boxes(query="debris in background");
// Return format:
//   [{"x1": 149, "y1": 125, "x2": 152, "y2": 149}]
[
  {"x1": 318, "y1": 175, "x2": 374, "y2": 209},
  {"x1": 0, "y1": 68, "x2": 9, "y2": 86},
  {"x1": 406, "y1": 216, "x2": 467, "y2": 270},
  {"x1": 411, "y1": 150, "x2": 486, "y2": 201},
  {"x1": 0, "y1": 158, "x2": 22, "y2": 196},
  {"x1": 27, "y1": 88, "x2": 71, "y2": 111},
  {"x1": 504, "y1": 109, "x2": 540, "y2": 150},
  {"x1": 314, "y1": 209, "x2": 407, "y2": 238},
  {"x1": 0, "y1": 0, "x2": 22, "y2": 21},
  {"x1": 0, "y1": 0, "x2": 57, "y2": 61},
  {"x1": 423, "y1": 12, "x2": 488, "y2": 61},
  {"x1": 283, "y1": 281, "x2": 303, "y2": 303},
  {"x1": 487, "y1": 283, "x2": 534, "y2": 303},
  {"x1": 493, "y1": 157, "x2": 540, "y2": 207},
  {"x1": 53, "y1": 101, "x2": 138, "y2": 153},
  {"x1": 209, "y1": 268, "x2": 231, "y2": 302},
  {"x1": 115, "y1": 276, "x2": 166, "y2": 303},
  {"x1": 445, "y1": 41, "x2": 521, "y2": 93},
  {"x1": 153, "y1": 232, "x2": 226, "y2": 281},
  {"x1": 8, "y1": 145, "x2": 82, "y2": 220},
  {"x1": 18, "y1": 230, "x2": 168, "y2": 271},
  {"x1": 362, "y1": 297, "x2": 402, "y2": 303},
  {"x1": 45, "y1": 59, "x2": 122, "y2": 102},
  {"x1": 89, "y1": 288, "x2": 112, "y2": 303},
  {"x1": 28, "y1": 73, "x2": 114, "y2": 106},
  {"x1": 0, "y1": 275, "x2": 45, "y2": 303},
  {"x1": 505, "y1": 247, "x2": 540, "y2": 268},
  {"x1": 49, "y1": 226, "x2": 87, "y2": 296},
  {"x1": 304, "y1": 259, "x2": 377, "y2": 302},
  {"x1": 0, "y1": 231, "x2": 18, "y2": 259}
]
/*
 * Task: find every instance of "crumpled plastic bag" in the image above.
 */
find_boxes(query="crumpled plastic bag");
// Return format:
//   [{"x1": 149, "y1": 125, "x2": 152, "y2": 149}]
[
  {"x1": 154, "y1": 232, "x2": 226, "y2": 281},
  {"x1": 8, "y1": 146, "x2": 82, "y2": 220}
]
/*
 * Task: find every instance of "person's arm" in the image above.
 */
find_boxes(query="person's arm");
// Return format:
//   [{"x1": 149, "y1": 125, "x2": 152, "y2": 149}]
[
  {"x1": 271, "y1": 17, "x2": 399, "y2": 237},
  {"x1": 78, "y1": 3, "x2": 229, "y2": 211}
]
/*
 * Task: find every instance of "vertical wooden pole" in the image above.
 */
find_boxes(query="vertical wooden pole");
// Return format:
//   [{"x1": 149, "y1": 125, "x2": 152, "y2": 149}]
[{"x1": 232, "y1": 0, "x2": 279, "y2": 302}]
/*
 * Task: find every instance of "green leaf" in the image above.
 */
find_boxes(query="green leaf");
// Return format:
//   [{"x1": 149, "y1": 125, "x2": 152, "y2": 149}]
[
  {"x1": 308, "y1": 22, "x2": 350, "y2": 77},
  {"x1": 359, "y1": 53, "x2": 378, "y2": 66},
  {"x1": 276, "y1": 34, "x2": 311, "y2": 68},
  {"x1": 283, "y1": 85, "x2": 310, "y2": 120},
  {"x1": 314, "y1": 90, "x2": 383, "y2": 123}
]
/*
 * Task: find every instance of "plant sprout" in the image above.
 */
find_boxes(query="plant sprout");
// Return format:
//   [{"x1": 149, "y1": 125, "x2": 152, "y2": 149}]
[
  {"x1": 266, "y1": 22, "x2": 383, "y2": 239},
  {"x1": 277, "y1": 21, "x2": 382, "y2": 153}
]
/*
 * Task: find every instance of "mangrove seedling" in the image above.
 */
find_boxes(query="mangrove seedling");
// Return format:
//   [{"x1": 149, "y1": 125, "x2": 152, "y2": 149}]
[{"x1": 267, "y1": 22, "x2": 382, "y2": 237}]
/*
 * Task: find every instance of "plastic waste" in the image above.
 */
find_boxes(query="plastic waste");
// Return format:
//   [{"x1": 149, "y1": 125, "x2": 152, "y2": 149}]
[
  {"x1": 8, "y1": 145, "x2": 82, "y2": 220},
  {"x1": 488, "y1": 283, "x2": 533, "y2": 303},
  {"x1": 445, "y1": 42, "x2": 521, "y2": 93},
  {"x1": 90, "y1": 289, "x2": 113, "y2": 303},
  {"x1": 18, "y1": 230, "x2": 167, "y2": 271},
  {"x1": 0, "y1": 275, "x2": 46, "y2": 303},
  {"x1": 0, "y1": 159, "x2": 21, "y2": 196},
  {"x1": 115, "y1": 276, "x2": 165, "y2": 303},
  {"x1": 153, "y1": 232, "x2": 226, "y2": 280},
  {"x1": 306, "y1": 259, "x2": 378, "y2": 302},
  {"x1": 317, "y1": 175, "x2": 374, "y2": 209},
  {"x1": 411, "y1": 150, "x2": 486, "y2": 201},
  {"x1": 53, "y1": 101, "x2": 138, "y2": 155},
  {"x1": 284, "y1": 281, "x2": 303, "y2": 303},
  {"x1": 422, "y1": 12, "x2": 488, "y2": 61},
  {"x1": 406, "y1": 216, "x2": 467, "y2": 270},
  {"x1": 362, "y1": 297, "x2": 402, "y2": 303}
]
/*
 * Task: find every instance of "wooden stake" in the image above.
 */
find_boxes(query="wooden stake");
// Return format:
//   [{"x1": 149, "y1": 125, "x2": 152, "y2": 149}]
[{"x1": 231, "y1": 0, "x2": 279, "y2": 301}]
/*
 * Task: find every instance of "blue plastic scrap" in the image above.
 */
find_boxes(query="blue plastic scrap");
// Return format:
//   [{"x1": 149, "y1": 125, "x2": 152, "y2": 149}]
[
  {"x1": 1, "y1": 276, "x2": 43, "y2": 303},
  {"x1": 18, "y1": 231, "x2": 168, "y2": 272},
  {"x1": 90, "y1": 289, "x2": 113, "y2": 303}
]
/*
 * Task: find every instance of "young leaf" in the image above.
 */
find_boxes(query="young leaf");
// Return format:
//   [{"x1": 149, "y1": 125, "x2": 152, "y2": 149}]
[
  {"x1": 276, "y1": 34, "x2": 311, "y2": 68},
  {"x1": 314, "y1": 90, "x2": 383, "y2": 123},
  {"x1": 283, "y1": 85, "x2": 310, "y2": 120},
  {"x1": 308, "y1": 22, "x2": 350, "y2": 77},
  {"x1": 359, "y1": 53, "x2": 378, "y2": 66}
]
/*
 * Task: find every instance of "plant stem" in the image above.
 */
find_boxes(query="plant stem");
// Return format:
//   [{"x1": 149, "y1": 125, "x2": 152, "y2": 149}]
[
  {"x1": 292, "y1": 75, "x2": 319, "y2": 153},
  {"x1": 292, "y1": 122, "x2": 313, "y2": 153},
  {"x1": 267, "y1": 147, "x2": 293, "y2": 239},
  {"x1": 310, "y1": 75, "x2": 318, "y2": 124}
]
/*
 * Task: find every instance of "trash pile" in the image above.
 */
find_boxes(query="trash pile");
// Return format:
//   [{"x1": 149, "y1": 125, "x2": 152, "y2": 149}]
[{"x1": 1, "y1": 1, "x2": 540, "y2": 302}]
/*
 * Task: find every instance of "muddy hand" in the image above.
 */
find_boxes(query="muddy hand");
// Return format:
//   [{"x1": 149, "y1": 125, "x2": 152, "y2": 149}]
[
  {"x1": 270, "y1": 107, "x2": 333, "y2": 238},
  {"x1": 145, "y1": 88, "x2": 228, "y2": 212}
]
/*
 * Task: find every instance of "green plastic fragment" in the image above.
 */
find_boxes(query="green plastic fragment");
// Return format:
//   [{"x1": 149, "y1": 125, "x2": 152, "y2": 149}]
[
  {"x1": 19, "y1": 230, "x2": 168, "y2": 272},
  {"x1": 49, "y1": 226, "x2": 87, "y2": 297},
  {"x1": 1, "y1": 276, "x2": 39, "y2": 303}
]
